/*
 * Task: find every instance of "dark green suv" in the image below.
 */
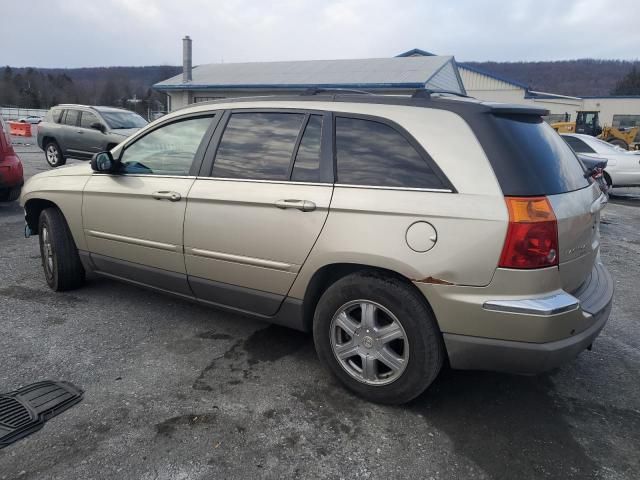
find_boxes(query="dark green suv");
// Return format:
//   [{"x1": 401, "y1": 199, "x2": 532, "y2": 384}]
[{"x1": 37, "y1": 105, "x2": 148, "y2": 167}]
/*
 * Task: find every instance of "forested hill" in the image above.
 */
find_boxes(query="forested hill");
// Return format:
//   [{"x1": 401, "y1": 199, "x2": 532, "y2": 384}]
[
  {"x1": 2, "y1": 59, "x2": 639, "y2": 110},
  {"x1": 465, "y1": 59, "x2": 640, "y2": 96},
  {"x1": 0, "y1": 65, "x2": 181, "y2": 110}
]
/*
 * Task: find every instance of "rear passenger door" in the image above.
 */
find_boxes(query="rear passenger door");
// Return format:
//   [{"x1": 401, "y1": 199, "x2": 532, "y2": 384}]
[
  {"x1": 184, "y1": 110, "x2": 333, "y2": 315},
  {"x1": 60, "y1": 109, "x2": 81, "y2": 155}
]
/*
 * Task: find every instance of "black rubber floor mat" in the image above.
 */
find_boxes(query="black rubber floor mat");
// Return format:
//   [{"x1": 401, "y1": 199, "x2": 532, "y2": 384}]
[{"x1": 0, "y1": 380, "x2": 83, "y2": 449}]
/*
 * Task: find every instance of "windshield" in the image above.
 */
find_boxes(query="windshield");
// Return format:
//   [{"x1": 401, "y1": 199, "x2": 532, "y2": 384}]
[{"x1": 100, "y1": 111, "x2": 148, "y2": 129}]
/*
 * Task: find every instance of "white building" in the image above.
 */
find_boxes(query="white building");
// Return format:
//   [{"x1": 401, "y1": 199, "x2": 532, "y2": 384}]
[{"x1": 398, "y1": 48, "x2": 640, "y2": 130}]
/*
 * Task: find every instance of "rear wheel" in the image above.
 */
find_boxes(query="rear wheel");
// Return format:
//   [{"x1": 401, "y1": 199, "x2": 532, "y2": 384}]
[
  {"x1": 38, "y1": 208, "x2": 85, "y2": 291},
  {"x1": 44, "y1": 140, "x2": 65, "y2": 167},
  {"x1": 313, "y1": 272, "x2": 443, "y2": 404}
]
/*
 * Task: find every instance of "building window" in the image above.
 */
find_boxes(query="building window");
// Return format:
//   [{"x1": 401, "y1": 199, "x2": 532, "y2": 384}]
[{"x1": 194, "y1": 96, "x2": 224, "y2": 103}]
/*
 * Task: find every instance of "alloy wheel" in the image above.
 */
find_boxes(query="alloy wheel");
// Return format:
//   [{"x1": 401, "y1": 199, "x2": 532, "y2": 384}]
[
  {"x1": 46, "y1": 145, "x2": 59, "y2": 166},
  {"x1": 330, "y1": 300, "x2": 409, "y2": 386}
]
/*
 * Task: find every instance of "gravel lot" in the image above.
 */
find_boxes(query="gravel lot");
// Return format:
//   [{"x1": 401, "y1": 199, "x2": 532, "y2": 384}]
[{"x1": 1, "y1": 142, "x2": 639, "y2": 480}]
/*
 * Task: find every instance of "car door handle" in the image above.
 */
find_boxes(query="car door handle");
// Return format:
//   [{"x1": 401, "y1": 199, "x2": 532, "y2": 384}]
[
  {"x1": 274, "y1": 199, "x2": 316, "y2": 212},
  {"x1": 76, "y1": 130, "x2": 84, "y2": 134},
  {"x1": 152, "y1": 191, "x2": 182, "y2": 202}
]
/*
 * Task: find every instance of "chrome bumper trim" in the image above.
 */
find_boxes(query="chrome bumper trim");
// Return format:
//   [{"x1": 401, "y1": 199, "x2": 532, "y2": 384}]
[{"x1": 483, "y1": 292, "x2": 580, "y2": 316}]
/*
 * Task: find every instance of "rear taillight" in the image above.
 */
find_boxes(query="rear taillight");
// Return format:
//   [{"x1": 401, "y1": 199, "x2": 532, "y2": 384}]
[{"x1": 499, "y1": 196, "x2": 559, "y2": 269}]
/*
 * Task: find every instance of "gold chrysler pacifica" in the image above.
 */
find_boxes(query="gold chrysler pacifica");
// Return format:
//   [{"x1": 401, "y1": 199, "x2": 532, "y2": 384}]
[{"x1": 20, "y1": 92, "x2": 614, "y2": 404}]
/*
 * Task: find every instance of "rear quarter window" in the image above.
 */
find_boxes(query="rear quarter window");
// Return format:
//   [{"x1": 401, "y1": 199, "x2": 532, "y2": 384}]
[
  {"x1": 335, "y1": 116, "x2": 448, "y2": 189},
  {"x1": 45, "y1": 108, "x2": 63, "y2": 124},
  {"x1": 488, "y1": 115, "x2": 589, "y2": 195}
]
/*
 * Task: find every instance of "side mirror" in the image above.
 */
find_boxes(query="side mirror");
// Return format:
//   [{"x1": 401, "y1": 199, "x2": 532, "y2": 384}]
[
  {"x1": 91, "y1": 151, "x2": 117, "y2": 173},
  {"x1": 90, "y1": 122, "x2": 106, "y2": 133}
]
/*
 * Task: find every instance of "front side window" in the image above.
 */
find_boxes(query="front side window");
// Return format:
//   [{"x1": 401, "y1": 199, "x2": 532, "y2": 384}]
[
  {"x1": 335, "y1": 117, "x2": 443, "y2": 188},
  {"x1": 563, "y1": 136, "x2": 595, "y2": 154},
  {"x1": 63, "y1": 110, "x2": 80, "y2": 126},
  {"x1": 212, "y1": 112, "x2": 305, "y2": 180},
  {"x1": 120, "y1": 116, "x2": 213, "y2": 175},
  {"x1": 80, "y1": 112, "x2": 100, "y2": 129}
]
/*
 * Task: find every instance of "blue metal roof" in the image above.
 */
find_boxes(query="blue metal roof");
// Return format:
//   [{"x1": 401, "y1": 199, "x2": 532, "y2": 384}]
[
  {"x1": 396, "y1": 48, "x2": 529, "y2": 90},
  {"x1": 395, "y1": 48, "x2": 437, "y2": 57}
]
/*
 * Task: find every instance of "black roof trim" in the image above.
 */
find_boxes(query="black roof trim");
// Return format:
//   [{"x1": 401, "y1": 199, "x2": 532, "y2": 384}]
[
  {"x1": 484, "y1": 103, "x2": 550, "y2": 116},
  {"x1": 182, "y1": 93, "x2": 548, "y2": 118}
]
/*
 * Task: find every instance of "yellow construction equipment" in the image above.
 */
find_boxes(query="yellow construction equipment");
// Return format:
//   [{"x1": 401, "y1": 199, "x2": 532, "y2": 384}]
[{"x1": 551, "y1": 111, "x2": 639, "y2": 150}]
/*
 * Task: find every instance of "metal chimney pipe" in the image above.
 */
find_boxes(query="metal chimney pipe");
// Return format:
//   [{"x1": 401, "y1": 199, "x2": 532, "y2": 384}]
[{"x1": 182, "y1": 35, "x2": 192, "y2": 83}]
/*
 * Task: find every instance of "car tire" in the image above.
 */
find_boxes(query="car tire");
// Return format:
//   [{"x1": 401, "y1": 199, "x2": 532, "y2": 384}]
[
  {"x1": 44, "y1": 140, "x2": 66, "y2": 168},
  {"x1": 0, "y1": 187, "x2": 20, "y2": 202},
  {"x1": 313, "y1": 271, "x2": 443, "y2": 404},
  {"x1": 38, "y1": 207, "x2": 85, "y2": 291}
]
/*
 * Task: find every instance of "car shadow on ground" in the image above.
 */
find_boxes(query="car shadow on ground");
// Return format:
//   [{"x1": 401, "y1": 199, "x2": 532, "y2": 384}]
[{"x1": 407, "y1": 368, "x2": 601, "y2": 479}]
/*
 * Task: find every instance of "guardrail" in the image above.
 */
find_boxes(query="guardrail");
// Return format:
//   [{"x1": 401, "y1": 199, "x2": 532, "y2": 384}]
[{"x1": 0, "y1": 107, "x2": 48, "y2": 122}]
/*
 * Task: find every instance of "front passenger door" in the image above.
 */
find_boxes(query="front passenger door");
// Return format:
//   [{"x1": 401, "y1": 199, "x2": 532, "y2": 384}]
[{"x1": 82, "y1": 115, "x2": 216, "y2": 295}]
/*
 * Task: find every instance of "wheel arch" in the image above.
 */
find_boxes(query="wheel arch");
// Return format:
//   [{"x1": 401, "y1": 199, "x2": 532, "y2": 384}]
[
  {"x1": 24, "y1": 198, "x2": 60, "y2": 234},
  {"x1": 41, "y1": 136, "x2": 58, "y2": 148},
  {"x1": 299, "y1": 262, "x2": 437, "y2": 333}
]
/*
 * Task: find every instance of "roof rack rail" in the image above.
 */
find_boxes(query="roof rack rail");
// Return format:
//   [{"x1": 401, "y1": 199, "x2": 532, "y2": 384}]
[
  {"x1": 412, "y1": 89, "x2": 469, "y2": 99},
  {"x1": 301, "y1": 87, "x2": 373, "y2": 96}
]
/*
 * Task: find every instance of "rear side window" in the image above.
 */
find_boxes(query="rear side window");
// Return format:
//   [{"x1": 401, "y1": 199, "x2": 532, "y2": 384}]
[
  {"x1": 335, "y1": 117, "x2": 444, "y2": 189},
  {"x1": 488, "y1": 115, "x2": 589, "y2": 195},
  {"x1": 291, "y1": 115, "x2": 323, "y2": 182},
  {"x1": 212, "y1": 112, "x2": 305, "y2": 180},
  {"x1": 563, "y1": 136, "x2": 595, "y2": 154},
  {"x1": 63, "y1": 110, "x2": 80, "y2": 126}
]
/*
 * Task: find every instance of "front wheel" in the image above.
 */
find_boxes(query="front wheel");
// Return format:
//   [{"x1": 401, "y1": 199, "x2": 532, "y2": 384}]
[
  {"x1": 313, "y1": 272, "x2": 444, "y2": 404},
  {"x1": 38, "y1": 208, "x2": 85, "y2": 291},
  {"x1": 44, "y1": 141, "x2": 66, "y2": 167}
]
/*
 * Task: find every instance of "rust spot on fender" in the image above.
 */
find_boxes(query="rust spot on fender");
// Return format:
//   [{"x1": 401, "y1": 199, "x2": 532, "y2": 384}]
[{"x1": 414, "y1": 276, "x2": 454, "y2": 286}]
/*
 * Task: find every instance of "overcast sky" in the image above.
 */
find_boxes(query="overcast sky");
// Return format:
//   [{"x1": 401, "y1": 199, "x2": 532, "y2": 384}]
[{"x1": 2, "y1": 0, "x2": 638, "y2": 68}]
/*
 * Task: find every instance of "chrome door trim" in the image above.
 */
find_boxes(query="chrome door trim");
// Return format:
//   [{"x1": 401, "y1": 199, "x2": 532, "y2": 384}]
[
  {"x1": 334, "y1": 183, "x2": 453, "y2": 193},
  {"x1": 193, "y1": 176, "x2": 332, "y2": 187},
  {"x1": 186, "y1": 247, "x2": 299, "y2": 272},
  {"x1": 86, "y1": 230, "x2": 180, "y2": 252}
]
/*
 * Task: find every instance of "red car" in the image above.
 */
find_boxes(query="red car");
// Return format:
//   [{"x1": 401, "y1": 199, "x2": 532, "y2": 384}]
[{"x1": 0, "y1": 116, "x2": 24, "y2": 202}]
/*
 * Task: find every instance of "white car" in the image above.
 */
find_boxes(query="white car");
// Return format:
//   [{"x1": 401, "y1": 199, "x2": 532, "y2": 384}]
[
  {"x1": 18, "y1": 115, "x2": 43, "y2": 124},
  {"x1": 562, "y1": 133, "x2": 640, "y2": 187}
]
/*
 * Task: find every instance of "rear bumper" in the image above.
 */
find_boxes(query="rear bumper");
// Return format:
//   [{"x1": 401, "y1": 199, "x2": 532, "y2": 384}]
[
  {"x1": 442, "y1": 261, "x2": 614, "y2": 374},
  {"x1": 0, "y1": 155, "x2": 24, "y2": 188}
]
